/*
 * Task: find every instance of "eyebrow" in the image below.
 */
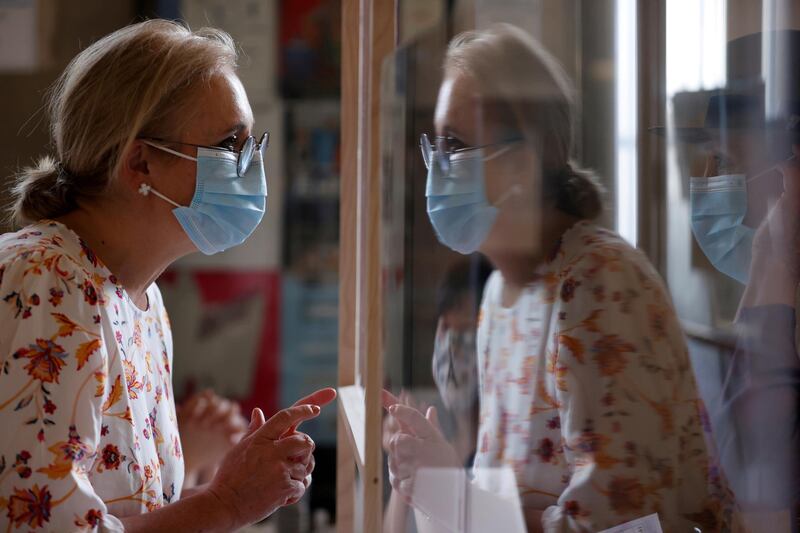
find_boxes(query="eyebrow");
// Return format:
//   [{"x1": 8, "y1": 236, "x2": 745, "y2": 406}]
[
  {"x1": 218, "y1": 122, "x2": 250, "y2": 139},
  {"x1": 442, "y1": 126, "x2": 468, "y2": 140}
]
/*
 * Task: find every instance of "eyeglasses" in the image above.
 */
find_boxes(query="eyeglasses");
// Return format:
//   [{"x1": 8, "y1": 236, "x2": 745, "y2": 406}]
[
  {"x1": 419, "y1": 133, "x2": 523, "y2": 174},
  {"x1": 143, "y1": 131, "x2": 270, "y2": 177}
]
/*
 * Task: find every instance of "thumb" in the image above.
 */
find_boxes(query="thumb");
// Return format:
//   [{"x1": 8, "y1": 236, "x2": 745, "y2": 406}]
[{"x1": 246, "y1": 407, "x2": 266, "y2": 437}]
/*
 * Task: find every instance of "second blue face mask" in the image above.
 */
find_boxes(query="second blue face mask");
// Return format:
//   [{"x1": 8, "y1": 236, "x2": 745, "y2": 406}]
[
  {"x1": 141, "y1": 144, "x2": 267, "y2": 255},
  {"x1": 426, "y1": 147, "x2": 515, "y2": 255},
  {"x1": 689, "y1": 174, "x2": 754, "y2": 284}
]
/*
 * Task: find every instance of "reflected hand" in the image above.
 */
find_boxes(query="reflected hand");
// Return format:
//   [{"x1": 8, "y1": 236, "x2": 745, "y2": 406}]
[
  {"x1": 752, "y1": 150, "x2": 800, "y2": 280},
  {"x1": 381, "y1": 390, "x2": 427, "y2": 454},
  {"x1": 383, "y1": 390, "x2": 460, "y2": 504}
]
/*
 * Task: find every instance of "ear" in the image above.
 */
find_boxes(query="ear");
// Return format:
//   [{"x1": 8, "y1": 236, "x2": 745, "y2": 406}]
[{"x1": 118, "y1": 140, "x2": 150, "y2": 193}]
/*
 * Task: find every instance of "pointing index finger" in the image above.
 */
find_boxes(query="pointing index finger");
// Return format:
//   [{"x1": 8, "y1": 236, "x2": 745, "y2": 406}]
[
  {"x1": 258, "y1": 405, "x2": 321, "y2": 441},
  {"x1": 382, "y1": 389, "x2": 400, "y2": 410},
  {"x1": 388, "y1": 404, "x2": 435, "y2": 439},
  {"x1": 292, "y1": 388, "x2": 337, "y2": 409},
  {"x1": 283, "y1": 388, "x2": 337, "y2": 437}
]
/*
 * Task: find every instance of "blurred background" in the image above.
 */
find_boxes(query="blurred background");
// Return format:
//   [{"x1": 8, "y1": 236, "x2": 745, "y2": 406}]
[{"x1": 1, "y1": 0, "x2": 799, "y2": 531}]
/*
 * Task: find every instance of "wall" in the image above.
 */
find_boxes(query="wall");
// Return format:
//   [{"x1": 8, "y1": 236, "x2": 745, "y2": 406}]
[{"x1": 0, "y1": 0, "x2": 137, "y2": 231}]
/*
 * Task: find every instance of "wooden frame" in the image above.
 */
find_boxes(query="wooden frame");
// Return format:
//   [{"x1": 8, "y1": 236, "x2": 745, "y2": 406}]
[
  {"x1": 338, "y1": 0, "x2": 397, "y2": 532},
  {"x1": 635, "y1": 0, "x2": 667, "y2": 273}
]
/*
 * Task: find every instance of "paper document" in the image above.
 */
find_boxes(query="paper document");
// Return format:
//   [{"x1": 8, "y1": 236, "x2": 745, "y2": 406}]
[
  {"x1": 412, "y1": 467, "x2": 526, "y2": 533},
  {"x1": 598, "y1": 513, "x2": 663, "y2": 533}
]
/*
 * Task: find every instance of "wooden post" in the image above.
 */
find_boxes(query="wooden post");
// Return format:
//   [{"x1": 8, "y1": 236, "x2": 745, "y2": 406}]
[
  {"x1": 338, "y1": 0, "x2": 396, "y2": 532},
  {"x1": 635, "y1": 0, "x2": 666, "y2": 271}
]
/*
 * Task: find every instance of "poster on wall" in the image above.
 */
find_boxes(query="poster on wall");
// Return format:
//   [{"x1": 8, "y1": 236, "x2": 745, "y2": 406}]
[
  {"x1": 159, "y1": 269, "x2": 281, "y2": 417},
  {"x1": 181, "y1": 0, "x2": 277, "y2": 107},
  {"x1": 279, "y1": 0, "x2": 341, "y2": 98}
]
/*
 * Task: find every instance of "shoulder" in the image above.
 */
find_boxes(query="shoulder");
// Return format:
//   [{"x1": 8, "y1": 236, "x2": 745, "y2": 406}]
[
  {"x1": 480, "y1": 270, "x2": 504, "y2": 307},
  {"x1": 548, "y1": 223, "x2": 684, "y2": 349},
  {"x1": 552, "y1": 222, "x2": 668, "y2": 301},
  {"x1": 0, "y1": 222, "x2": 104, "y2": 326}
]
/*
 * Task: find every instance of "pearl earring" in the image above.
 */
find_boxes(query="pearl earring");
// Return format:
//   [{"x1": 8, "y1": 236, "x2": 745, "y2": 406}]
[{"x1": 138, "y1": 183, "x2": 151, "y2": 196}]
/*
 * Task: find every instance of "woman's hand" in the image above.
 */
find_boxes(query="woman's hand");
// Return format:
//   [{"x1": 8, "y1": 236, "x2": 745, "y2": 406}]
[
  {"x1": 281, "y1": 387, "x2": 338, "y2": 504},
  {"x1": 178, "y1": 390, "x2": 248, "y2": 485},
  {"x1": 383, "y1": 391, "x2": 460, "y2": 504},
  {"x1": 205, "y1": 405, "x2": 320, "y2": 529},
  {"x1": 205, "y1": 386, "x2": 336, "y2": 529}
]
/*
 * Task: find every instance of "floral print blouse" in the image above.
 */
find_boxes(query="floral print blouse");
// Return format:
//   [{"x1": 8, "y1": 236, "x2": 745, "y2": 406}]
[
  {"x1": 473, "y1": 221, "x2": 734, "y2": 532},
  {"x1": 0, "y1": 221, "x2": 183, "y2": 531}
]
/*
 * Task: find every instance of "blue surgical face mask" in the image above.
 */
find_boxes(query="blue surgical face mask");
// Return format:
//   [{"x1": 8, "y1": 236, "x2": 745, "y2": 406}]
[
  {"x1": 432, "y1": 320, "x2": 478, "y2": 411},
  {"x1": 689, "y1": 174, "x2": 754, "y2": 284},
  {"x1": 425, "y1": 147, "x2": 515, "y2": 254},
  {"x1": 140, "y1": 143, "x2": 267, "y2": 255}
]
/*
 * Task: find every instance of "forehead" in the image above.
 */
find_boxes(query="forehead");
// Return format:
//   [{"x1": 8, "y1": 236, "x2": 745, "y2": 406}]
[
  {"x1": 183, "y1": 70, "x2": 254, "y2": 141},
  {"x1": 434, "y1": 71, "x2": 482, "y2": 136},
  {"x1": 703, "y1": 130, "x2": 774, "y2": 159}
]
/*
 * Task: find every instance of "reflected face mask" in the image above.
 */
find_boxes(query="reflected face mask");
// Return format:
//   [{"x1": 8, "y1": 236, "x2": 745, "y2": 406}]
[
  {"x1": 140, "y1": 143, "x2": 267, "y2": 255},
  {"x1": 425, "y1": 147, "x2": 513, "y2": 255},
  {"x1": 689, "y1": 174, "x2": 754, "y2": 284},
  {"x1": 432, "y1": 323, "x2": 478, "y2": 411}
]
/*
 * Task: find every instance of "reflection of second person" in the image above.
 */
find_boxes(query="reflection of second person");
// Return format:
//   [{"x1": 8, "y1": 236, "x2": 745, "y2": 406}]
[{"x1": 386, "y1": 24, "x2": 733, "y2": 532}]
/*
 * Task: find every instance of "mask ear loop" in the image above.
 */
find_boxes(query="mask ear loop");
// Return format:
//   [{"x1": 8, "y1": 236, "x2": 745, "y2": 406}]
[
  {"x1": 482, "y1": 143, "x2": 515, "y2": 162},
  {"x1": 482, "y1": 143, "x2": 524, "y2": 207},
  {"x1": 746, "y1": 154, "x2": 797, "y2": 184},
  {"x1": 494, "y1": 185, "x2": 523, "y2": 207},
  {"x1": 141, "y1": 139, "x2": 198, "y2": 162},
  {"x1": 138, "y1": 183, "x2": 183, "y2": 209},
  {"x1": 138, "y1": 140, "x2": 194, "y2": 208}
]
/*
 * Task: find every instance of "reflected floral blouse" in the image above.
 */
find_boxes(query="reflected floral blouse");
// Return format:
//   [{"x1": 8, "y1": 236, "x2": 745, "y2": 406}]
[
  {"x1": 0, "y1": 221, "x2": 183, "y2": 531},
  {"x1": 473, "y1": 221, "x2": 735, "y2": 532}
]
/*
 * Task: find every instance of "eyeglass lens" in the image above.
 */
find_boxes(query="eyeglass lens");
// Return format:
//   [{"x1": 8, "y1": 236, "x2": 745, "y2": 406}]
[{"x1": 237, "y1": 132, "x2": 270, "y2": 177}]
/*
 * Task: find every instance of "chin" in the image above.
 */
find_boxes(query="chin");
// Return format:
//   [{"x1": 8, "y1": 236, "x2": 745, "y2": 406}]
[{"x1": 481, "y1": 228, "x2": 541, "y2": 260}]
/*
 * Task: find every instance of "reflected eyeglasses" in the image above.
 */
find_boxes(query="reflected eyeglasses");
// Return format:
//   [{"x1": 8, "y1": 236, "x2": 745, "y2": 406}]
[
  {"x1": 419, "y1": 133, "x2": 523, "y2": 174},
  {"x1": 143, "y1": 131, "x2": 270, "y2": 177}
]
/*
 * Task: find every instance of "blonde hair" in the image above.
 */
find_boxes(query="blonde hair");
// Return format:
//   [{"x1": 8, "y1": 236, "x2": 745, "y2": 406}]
[
  {"x1": 445, "y1": 23, "x2": 604, "y2": 220},
  {"x1": 7, "y1": 19, "x2": 238, "y2": 226}
]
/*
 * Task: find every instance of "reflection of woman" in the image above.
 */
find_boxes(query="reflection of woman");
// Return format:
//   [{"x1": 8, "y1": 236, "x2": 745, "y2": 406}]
[
  {"x1": 722, "y1": 147, "x2": 800, "y2": 523},
  {"x1": 385, "y1": 24, "x2": 732, "y2": 532},
  {"x1": 0, "y1": 21, "x2": 335, "y2": 531},
  {"x1": 383, "y1": 257, "x2": 492, "y2": 533}
]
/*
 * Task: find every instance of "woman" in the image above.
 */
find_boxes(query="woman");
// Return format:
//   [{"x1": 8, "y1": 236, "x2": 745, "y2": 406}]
[
  {"x1": 718, "y1": 146, "x2": 800, "y2": 527},
  {"x1": 384, "y1": 24, "x2": 734, "y2": 532},
  {"x1": 383, "y1": 257, "x2": 492, "y2": 533},
  {"x1": 0, "y1": 20, "x2": 335, "y2": 531}
]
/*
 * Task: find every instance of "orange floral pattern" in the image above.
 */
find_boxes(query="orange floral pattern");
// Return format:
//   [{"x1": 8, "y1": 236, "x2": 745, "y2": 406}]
[
  {"x1": 473, "y1": 221, "x2": 736, "y2": 532},
  {"x1": 0, "y1": 221, "x2": 183, "y2": 531}
]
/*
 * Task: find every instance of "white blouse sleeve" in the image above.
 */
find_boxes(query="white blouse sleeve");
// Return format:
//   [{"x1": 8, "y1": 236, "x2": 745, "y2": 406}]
[{"x1": 0, "y1": 259, "x2": 123, "y2": 532}]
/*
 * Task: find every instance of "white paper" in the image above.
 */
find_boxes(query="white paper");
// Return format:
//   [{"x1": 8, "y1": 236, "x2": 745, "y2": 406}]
[
  {"x1": 598, "y1": 513, "x2": 664, "y2": 533},
  {"x1": 412, "y1": 467, "x2": 526, "y2": 533}
]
